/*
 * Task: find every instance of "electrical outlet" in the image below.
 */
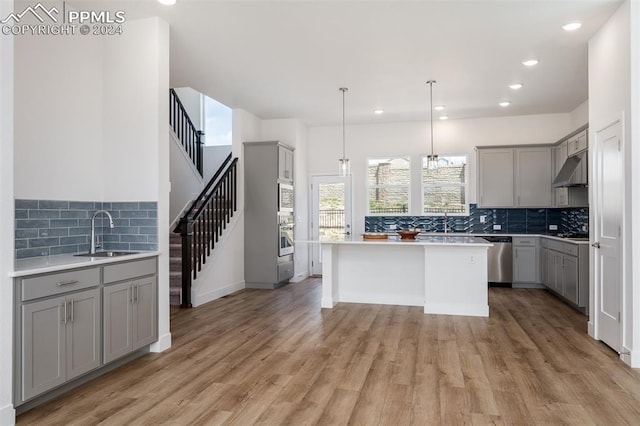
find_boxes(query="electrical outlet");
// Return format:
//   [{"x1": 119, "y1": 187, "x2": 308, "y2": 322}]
[
  {"x1": 549, "y1": 224, "x2": 558, "y2": 231},
  {"x1": 389, "y1": 224, "x2": 396, "y2": 230},
  {"x1": 480, "y1": 215, "x2": 486, "y2": 224},
  {"x1": 493, "y1": 224, "x2": 502, "y2": 230}
]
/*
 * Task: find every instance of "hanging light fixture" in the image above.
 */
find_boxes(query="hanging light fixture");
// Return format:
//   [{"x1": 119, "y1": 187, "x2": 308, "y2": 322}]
[
  {"x1": 426, "y1": 80, "x2": 438, "y2": 170},
  {"x1": 338, "y1": 87, "x2": 350, "y2": 176}
]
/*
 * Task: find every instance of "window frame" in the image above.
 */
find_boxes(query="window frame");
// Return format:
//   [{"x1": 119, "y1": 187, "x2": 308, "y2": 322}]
[
  {"x1": 421, "y1": 154, "x2": 469, "y2": 217},
  {"x1": 366, "y1": 156, "x2": 412, "y2": 216}
]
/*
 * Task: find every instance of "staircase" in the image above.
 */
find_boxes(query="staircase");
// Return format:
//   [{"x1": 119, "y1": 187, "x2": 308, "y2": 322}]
[
  {"x1": 169, "y1": 88, "x2": 238, "y2": 307},
  {"x1": 169, "y1": 233, "x2": 182, "y2": 305}
]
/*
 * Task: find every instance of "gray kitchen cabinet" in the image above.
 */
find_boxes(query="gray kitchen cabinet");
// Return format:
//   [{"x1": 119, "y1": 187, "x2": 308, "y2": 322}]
[
  {"x1": 14, "y1": 256, "x2": 158, "y2": 406},
  {"x1": 543, "y1": 238, "x2": 588, "y2": 312},
  {"x1": 278, "y1": 145, "x2": 294, "y2": 182},
  {"x1": 512, "y1": 237, "x2": 540, "y2": 285},
  {"x1": 567, "y1": 129, "x2": 588, "y2": 156},
  {"x1": 514, "y1": 147, "x2": 553, "y2": 207},
  {"x1": 552, "y1": 128, "x2": 588, "y2": 207},
  {"x1": 103, "y1": 260, "x2": 157, "y2": 364},
  {"x1": 244, "y1": 141, "x2": 295, "y2": 289},
  {"x1": 20, "y1": 285, "x2": 100, "y2": 402},
  {"x1": 477, "y1": 148, "x2": 514, "y2": 207},
  {"x1": 477, "y1": 146, "x2": 553, "y2": 208}
]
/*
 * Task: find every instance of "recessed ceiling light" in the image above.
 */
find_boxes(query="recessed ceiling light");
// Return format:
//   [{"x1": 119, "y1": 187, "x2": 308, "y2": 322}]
[
  {"x1": 434, "y1": 105, "x2": 445, "y2": 111},
  {"x1": 562, "y1": 22, "x2": 582, "y2": 31},
  {"x1": 158, "y1": 0, "x2": 176, "y2": 5},
  {"x1": 439, "y1": 115, "x2": 449, "y2": 120},
  {"x1": 373, "y1": 109, "x2": 384, "y2": 115},
  {"x1": 499, "y1": 101, "x2": 511, "y2": 107},
  {"x1": 522, "y1": 59, "x2": 539, "y2": 67},
  {"x1": 509, "y1": 83, "x2": 523, "y2": 90}
]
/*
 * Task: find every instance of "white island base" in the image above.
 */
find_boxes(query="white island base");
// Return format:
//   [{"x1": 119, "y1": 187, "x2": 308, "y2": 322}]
[{"x1": 320, "y1": 237, "x2": 491, "y2": 317}]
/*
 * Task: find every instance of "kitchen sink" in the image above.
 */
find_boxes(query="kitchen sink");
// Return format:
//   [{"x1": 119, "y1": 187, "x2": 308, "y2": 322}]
[{"x1": 75, "y1": 251, "x2": 139, "y2": 258}]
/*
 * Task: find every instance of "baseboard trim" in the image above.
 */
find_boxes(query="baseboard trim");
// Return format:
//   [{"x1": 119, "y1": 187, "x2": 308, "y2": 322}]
[
  {"x1": 339, "y1": 293, "x2": 423, "y2": 307},
  {"x1": 290, "y1": 270, "x2": 310, "y2": 283},
  {"x1": 193, "y1": 281, "x2": 245, "y2": 307},
  {"x1": 149, "y1": 332, "x2": 172, "y2": 353},
  {"x1": 0, "y1": 403, "x2": 15, "y2": 426}
]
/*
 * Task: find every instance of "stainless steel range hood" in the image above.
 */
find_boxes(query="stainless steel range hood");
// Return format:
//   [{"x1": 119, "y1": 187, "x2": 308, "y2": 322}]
[{"x1": 553, "y1": 152, "x2": 586, "y2": 187}]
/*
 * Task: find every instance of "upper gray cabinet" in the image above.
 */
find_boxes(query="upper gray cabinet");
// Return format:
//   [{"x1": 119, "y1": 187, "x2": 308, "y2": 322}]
[
  {"x1": 515, "y1": 147, "x2": 553, "y2": 207},
  {"x1": 552, "y1": 128, "x2": 588, "y2": 207},
  {"x1": 567, "y1": 129, "x2": 588, "y2": 156},
  {"x1": 477, "y1": 148, "x2": 514, "y2": 207},
  {"x1": 477, "y1": 146, "x2": 552, "y2": 208},
  {"x1": 278, "y1": 145, "x2": 294, "y2": 182}
]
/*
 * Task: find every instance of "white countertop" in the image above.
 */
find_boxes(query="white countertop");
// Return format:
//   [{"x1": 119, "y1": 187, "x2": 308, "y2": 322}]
[
  {"x1": 11, "y1": 251, "x2": 160, "y2": 277},
  {"x1": 298, "y1": 235, "x2": 492, "y2": 247}
]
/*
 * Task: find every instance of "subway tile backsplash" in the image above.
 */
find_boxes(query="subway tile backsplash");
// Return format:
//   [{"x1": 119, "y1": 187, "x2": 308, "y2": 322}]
[
  {"x1": 15, "y1": 199, "x2": 158, "y2": 259},
  {"x1": 365, "y1": 204, "x2": 589, "y2": 235}
]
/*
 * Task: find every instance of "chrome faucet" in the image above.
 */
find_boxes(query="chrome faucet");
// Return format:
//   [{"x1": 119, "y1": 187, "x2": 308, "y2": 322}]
[{"x1": 90, "y1": 210, "x2": 114, "y2": 254}]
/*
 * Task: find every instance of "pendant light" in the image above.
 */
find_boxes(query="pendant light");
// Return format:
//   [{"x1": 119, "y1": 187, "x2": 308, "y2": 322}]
[
  {"x1": 426, "y1": 80, "x2": 438, "y2": 170},
  {"x1": 338, "y1": 87, "x2": 350, "y2": 176}
]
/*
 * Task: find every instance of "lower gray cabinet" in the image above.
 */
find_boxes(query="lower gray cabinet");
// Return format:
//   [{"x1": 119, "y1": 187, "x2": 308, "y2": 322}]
[
  {"x1": 542, "y1": 238, "x2": 588, "y2": 311},
  {"x1": 512, "y1": 237, "x2": 540, "y2": 285},
  {"x1": 103, "y1": 276, "x2": 157, "y2": 364},
  {"x1": 21, "y1": 287, "x2": 100, "y2": 401},
  {"x1": 15, "y1": 256, "x2": 158, "y2": 406}
]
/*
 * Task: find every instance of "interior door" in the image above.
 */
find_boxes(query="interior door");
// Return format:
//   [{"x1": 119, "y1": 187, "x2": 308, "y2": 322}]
[
  {"x1": 311, "y1": 176, "x2": 352, "y2": 276},
  {"x1": 594, "y1": 120, "x2": 623, "y2": 352}
]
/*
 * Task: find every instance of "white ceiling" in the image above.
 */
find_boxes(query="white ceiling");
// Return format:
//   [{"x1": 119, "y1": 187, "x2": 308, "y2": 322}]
[{"x1": 99, "y1": 0, "x2": 622, "y2": 126}]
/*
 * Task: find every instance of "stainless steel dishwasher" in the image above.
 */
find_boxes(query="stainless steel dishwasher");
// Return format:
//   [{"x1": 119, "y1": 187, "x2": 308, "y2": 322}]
[{"x1": 483, "y1": 236, "x2": 513, "y2": 284}]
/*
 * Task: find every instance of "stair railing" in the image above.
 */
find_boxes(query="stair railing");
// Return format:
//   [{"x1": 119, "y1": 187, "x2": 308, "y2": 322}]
[
  {"x1": 170, "y1": 88, "x2": 204, "y2": 176},
  {"x1": 175, "y1": 153, "x2": 238, "y2": 308}
]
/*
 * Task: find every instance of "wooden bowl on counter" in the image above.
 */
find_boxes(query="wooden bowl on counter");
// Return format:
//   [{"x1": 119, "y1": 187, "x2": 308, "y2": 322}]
[
  {"x1": 397, "y1": 230, "x2": 420, "y2": 240},
  {"x1": 362, "y1": 232, "x2": 388, "y2": 240}
]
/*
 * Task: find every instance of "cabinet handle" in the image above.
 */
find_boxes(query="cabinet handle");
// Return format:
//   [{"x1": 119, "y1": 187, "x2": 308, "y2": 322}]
[
  {"x1": 129, "y1": 286, "x2": 133, "y2": 303},
  {"x1": 62, "y1": 301, "x2": 67, "y2": 324},
  {"x1": 58, "y1": 279, "x2": 79, "y2": 286},
  {"x1": 70, "y1": 298, "x2": 74, "y2": 323}
]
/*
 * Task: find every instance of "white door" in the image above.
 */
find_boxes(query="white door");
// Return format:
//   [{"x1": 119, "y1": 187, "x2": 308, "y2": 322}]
[
  {"x1": 594, "y1": 120, "x2": 623, "y2": 352},
  {"x1": 311, "y1": 176, "x2": 352, "y2": 276}
]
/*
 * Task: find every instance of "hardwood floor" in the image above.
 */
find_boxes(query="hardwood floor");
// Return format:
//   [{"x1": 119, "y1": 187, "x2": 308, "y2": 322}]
[{"x1": 17, "y1": 278, "x2": 640, "y2": 425}]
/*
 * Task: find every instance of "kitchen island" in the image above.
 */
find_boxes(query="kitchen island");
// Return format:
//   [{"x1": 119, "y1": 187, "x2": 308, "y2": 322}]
[{"x1": 314, "y1": 235, "x2": 492, "y2": 317}]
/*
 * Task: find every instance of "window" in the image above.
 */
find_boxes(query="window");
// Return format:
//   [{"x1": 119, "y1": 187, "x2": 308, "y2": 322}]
[
  {"x1": 422, "y1": 155, "x2": 468, "y2": 215},
  {"x1": 367, "y1": 157, "x2": 410, "y2": 215}
]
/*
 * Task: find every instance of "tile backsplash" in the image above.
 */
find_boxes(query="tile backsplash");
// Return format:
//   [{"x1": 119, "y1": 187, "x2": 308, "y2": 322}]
[
  {"x1": 15, "y1": 199, "x2": 158, "y2": 259},
  {"x1": 365, "y1": 204, "x2": 588, "y2": 235}
]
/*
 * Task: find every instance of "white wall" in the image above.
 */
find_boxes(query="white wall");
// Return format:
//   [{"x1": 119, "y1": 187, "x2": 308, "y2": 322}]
[
  {"x1": 14, "y1": 33, "x2": 104, "y2": 200},
  {"x1": 308, "y1": 113, "x2": 573, "y2": 236},
  {"x1": 0, "y1": 1, "x2": 15, "y2": 423},
  {"x1": 589, "y1": 0, "x2": 639, "y2": 366},
  {"x1": 170, "y1": 132, "x2": 203, "y2": 224},
  {"x1": 173, "y1": 86, "x2": 203, "y2": 130},
  {"x1": 203, "y1": 145, "x2": 232, "y2": 182},
  {"x1": 102, "y1": 19, "x2": 166, "y2": 202},
  {"x1": 570, "y1": 100, "x2": 589, "y2": 129}
]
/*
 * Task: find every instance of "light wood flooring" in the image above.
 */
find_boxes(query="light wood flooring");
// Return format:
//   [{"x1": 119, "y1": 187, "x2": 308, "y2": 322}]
[{"x1": 17, "y1": 278, "x2": 640, "y2": 425}]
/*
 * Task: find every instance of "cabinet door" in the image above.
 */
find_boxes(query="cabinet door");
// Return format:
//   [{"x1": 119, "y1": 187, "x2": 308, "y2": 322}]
[
  {"x1": 278, "y1": 146, "x2": 294, "y2": 181},
  {"x1": 133, "y1": 276, "x2": 157, "y2": 350},
  {"x1": 66, "y1": 288, "x2": 101, "y2": 380},
  {"x1": 103, "y1": 282, "x2": 133, "y2": 364},
  {"x1": 477, "y1": 149, "x2": 514, "y2": 207},
  {"x1": 514, "y1": 246, "x2": 538, "y2": 283},
  {"x1": 515, "y1": 147, "x2": 552, "y2": 207},
  {"x1": 568, "y1": 130, "x2": 587, "y2": 156},
  {"x1": 22, "y1": 296, "x2": 66, "y2": 400},
  {"x1": 540, "y1": 247, "x2": 548, "y2": 287},
  {"x1": 563, "y1": 255, "x2": 579, "y2": 304}
]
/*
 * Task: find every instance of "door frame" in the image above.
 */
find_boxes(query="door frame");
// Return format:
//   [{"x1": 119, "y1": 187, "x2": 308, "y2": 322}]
[
  {"x1": 310, "y1": 175, "x2": 352, "y2": 276},
  {"x1": 590, "y1": 115, "x2": 625, "y2": 356}
]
